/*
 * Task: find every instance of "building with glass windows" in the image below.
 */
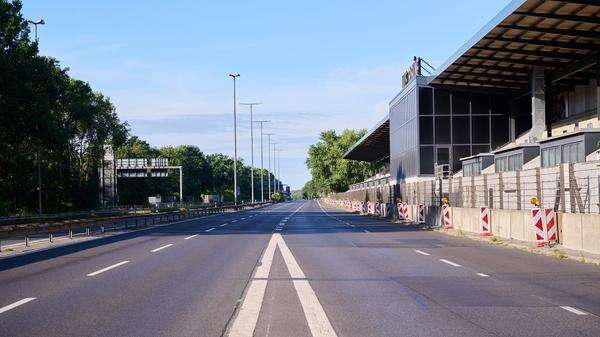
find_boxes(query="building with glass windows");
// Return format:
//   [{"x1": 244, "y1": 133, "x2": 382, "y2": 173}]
[{"x1": 345, "y1": 0, "x2": 599, "y2": 190}]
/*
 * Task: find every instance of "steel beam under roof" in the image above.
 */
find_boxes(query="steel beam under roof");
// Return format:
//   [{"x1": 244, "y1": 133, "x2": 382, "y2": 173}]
[
  {"x1": 344, "y1": 116, "x2": 389, "y2": 162},
  {"x1": 429, "y1": 0, "x2": 600, "y2": 90}
]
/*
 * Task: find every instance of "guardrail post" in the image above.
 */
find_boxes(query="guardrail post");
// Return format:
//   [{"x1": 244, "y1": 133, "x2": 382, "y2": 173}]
[
  {"x1": 86, "y1": 227, "x2": 90, "y2": 236},
  {"x1": 25, "y1": 235, "x2": 30, "y2": 247},
  {"x1": 69, "y1": 229, "x2": 73, "y2": 239},
  {"x1": 101, "y1": 225, "x2": 105, "y2": 233}
]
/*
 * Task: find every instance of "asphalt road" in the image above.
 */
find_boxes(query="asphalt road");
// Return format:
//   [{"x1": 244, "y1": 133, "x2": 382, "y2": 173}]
[{"x1": 1, "y1": 200, "x2": 600, "y2": 337}]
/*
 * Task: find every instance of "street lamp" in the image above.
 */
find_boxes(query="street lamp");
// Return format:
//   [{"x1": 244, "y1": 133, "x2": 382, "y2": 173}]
[
  {"x1": 240, "y1": 102, "x2": 262, "y2": 203},
  {"x1": 27, "y1": 19, "x2": 45, "y2": 42},
  {"x1": 254, "y1": 120, "x2": 270, "y2": 202},
  {"x1": 275, "y1": 148, "x2": 283, "y2": 192},
  {"x1": 27, "y1": 18, "x2": 46, "y2": 214},
  {"x1": 271, "y1": 142, "x2": 278, "y2": 195},
  {"x1": 228, "y1": 74, "x2": 240, "y2": 204},
  {"x1": 265, "y1": 135, "x2": 274, "y2": 200}
]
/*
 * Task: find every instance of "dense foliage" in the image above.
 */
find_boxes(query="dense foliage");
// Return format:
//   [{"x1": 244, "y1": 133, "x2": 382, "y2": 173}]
[
  {"x1": 0, "y1": 1, "x2": 278, "y2": 215},
  {"x1": 0, "y1": 0, "x2": 128, "y2": 215},
  {"x1": 304, "y1": 129, "x2": 374, "y2": 197},
  {"x1": 116, "y1": 137, "x2": 279, "y2": 204}
]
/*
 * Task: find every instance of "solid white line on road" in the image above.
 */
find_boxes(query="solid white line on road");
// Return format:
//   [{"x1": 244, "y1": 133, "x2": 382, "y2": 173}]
[
  {"x1": 151, "y1": 244, "x2": 173, "y2": 252},
  {"x1": 477, "y1": 273, "x2": 490, "y2": 277},
  {"x1": 276, "y1": 234, "x2": 338, "y2": 337},
  {"x1": 0, "y1": 298, "x2": 37, "y2": 314},
  {"x1": 87, "y1": 260, "x2": 130, "y2": 276},
  {"x1": 205, "y1": 228, "x2": 215, "y2": 232},
  {"x1": 184, "y1": 234, "x2": 198, "y2": 240},
  {"x1": 560, "y1": 306, "x2": 589, "y2": 315},
  {"x1": 220, "y1": 223, "x2": 228, "y2": 227},
  {"x1": 439, "y1": 259, "x2": 461, "y2": 267},
  {"x1": 227, "y1": 234, "x2": 278, "y2": 337},
  {"x1": 414, "y1": 249, "x2": 430, "y2": 256}
]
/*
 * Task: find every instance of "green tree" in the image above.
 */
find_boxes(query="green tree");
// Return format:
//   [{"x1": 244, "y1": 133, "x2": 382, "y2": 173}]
[{"x1": 305, "y1": 129, "x2": 374, "y2": 195}]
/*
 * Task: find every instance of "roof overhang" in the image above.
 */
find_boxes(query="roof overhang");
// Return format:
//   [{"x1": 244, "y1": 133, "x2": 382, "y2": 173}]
[
  {"x1": 428, "y1": 0, "x2": 600, "y2": 91},
  {"x1": 344, "y1": 116, "x2": 390, "y2": 162}
]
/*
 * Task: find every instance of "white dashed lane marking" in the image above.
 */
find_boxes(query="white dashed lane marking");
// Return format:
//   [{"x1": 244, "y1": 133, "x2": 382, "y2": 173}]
[
  {"x1": 205, "y1": 228, "x2": 216, "y2": 232},
  {"x1": 0, "y1": 298, "x2": 37, "y2": 314},
  {"x1": 87, "y1": 261, "x2": 130, "y2": 276},
  {"x1": 184, "y1": 234, "x2": 198, "y2": 240},
  {"x1": 439, "y1": 259, "x2": 461, "y2": 267},
  {"x1": 560, "y1": 306, "x2": 589, "y2": 315},
  {"x1": 477, "y1": 273, "x2": 490, "y2": 277},
  {"x1": 414, "y1": 250, "x2": 430, "y2": 256},
  {"x1": 151, "y1": 244, "x2": 173, "y2": 253}
]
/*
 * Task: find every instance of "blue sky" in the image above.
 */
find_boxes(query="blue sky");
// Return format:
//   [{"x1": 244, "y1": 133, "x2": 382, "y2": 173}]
[{"x1": 23, "y1": 0, "x2": 510, "y2": 189}]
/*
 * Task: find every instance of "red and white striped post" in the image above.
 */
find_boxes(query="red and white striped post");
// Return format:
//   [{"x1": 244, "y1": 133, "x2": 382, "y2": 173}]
[
  {"x1": 417, "y1": 204, "x2": 425, "y2": 224},
  {"x1": 544, "y1": 208, "x2": 557, "y2": 245},
  {"x1": 480, "y1": 206, "x2": 491, "y2": 236},
  {"x1": 442, "y1": 204, "x2": 453, "y2": 229},
  {"x1": 397, "y1": 202, "x2": 405, "y2": 220},
  {"x1": 531, "y1": 207, "x2": 546, "y2": 247}
]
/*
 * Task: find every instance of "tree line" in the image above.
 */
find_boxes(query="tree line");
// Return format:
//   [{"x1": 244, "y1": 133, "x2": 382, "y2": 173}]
[
  {"x1": 303, "y1": 129, "x2": 375, "y2": 198},
  {"x1": 0, "y1": 1, "x2": 278, "y2": 215}
]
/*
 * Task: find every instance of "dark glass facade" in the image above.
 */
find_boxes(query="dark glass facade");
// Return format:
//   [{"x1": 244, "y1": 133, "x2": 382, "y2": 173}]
[{"x1": 390, "y1": 77, "x2": 511, "y2": 181}]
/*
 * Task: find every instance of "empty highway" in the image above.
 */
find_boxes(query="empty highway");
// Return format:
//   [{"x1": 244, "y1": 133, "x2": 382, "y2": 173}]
[{"x1": 1, "y1": 200, "x2": 600, "y2": 337}]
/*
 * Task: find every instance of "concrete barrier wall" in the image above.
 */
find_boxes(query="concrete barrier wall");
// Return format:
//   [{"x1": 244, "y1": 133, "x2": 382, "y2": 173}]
[{"x1": 560, "y1": 213, "x2": 600, "y2": 255}]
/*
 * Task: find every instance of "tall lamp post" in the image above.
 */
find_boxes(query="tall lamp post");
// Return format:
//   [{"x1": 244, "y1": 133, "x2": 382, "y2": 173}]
[
  {"x1": 271, "y1": 142, "x2": 278, "y2": 195},
  {"x1": 254, "y1": 120, "x2": 270, "y2": 202},
  {"x1": 265, "y1": 135, "x2": 274, "y2": 200},
  {"x1": 228, "y1": 74, "x2": 240, "y2": 204},
  {"x1": 275, "y1": 149, "x2": 282, "y2": 192},
  {"x1": 27, "y1": 18, "x2": 45, "y2": 215},
  {"x1": 240, "y1": 102, "x2": 262, "y2": 203}
]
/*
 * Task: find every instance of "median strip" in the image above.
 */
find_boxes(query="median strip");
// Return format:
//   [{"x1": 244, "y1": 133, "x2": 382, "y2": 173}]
[
  {"x1": 0, "y1": 298, "x2": 37, "y2": 314},
  {"x1": 87, "y1": 260, "x2": 130, "y2": 276},
  {"x1": 151, "y1": 244, "x2": 173, "y2": 252}
]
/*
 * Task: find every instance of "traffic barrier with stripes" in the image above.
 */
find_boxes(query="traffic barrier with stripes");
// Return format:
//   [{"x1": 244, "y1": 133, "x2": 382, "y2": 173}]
[
  {"x1": 531, "y1": 207, "x2": 546, "y2": 247},
  {"x1": 442, "y1": 204, "x2": 452, "y2": 229},
  {"x1": 544, "y1": 208, "x2": 557, "y2": 244},
  {"x1": 417, "y1": 204, "x2": 425, "y2": 224},
  {"x1": 397, "y1": 203, "x2": 407, "y2": 220},
  {"x1": 480, "y1": 206, "x2": 491, "y2": 236}
]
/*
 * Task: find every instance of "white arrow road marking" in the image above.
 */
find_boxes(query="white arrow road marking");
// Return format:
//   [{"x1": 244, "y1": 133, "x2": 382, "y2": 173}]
[
  {"x1": 151, "y1": 244, "x2": 173, "y2": 253},
  {"x1": 227, "y1": 232, "x2": 337, "y2": 337},
  {"x1": 0, "y1": 298, "x2": 36, "y2": 314},
  {"x1": 87, "y1": 261, "x2": 130, "y2": 276}
]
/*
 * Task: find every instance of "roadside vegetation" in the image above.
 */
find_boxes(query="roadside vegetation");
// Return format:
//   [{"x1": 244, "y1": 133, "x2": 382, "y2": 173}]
[
  {"x1": 303, "y1": 129, "x2": 377, "y2": 198},
  {"x1": 0, "y1": 1, "x2": 276, "y2": 215}
]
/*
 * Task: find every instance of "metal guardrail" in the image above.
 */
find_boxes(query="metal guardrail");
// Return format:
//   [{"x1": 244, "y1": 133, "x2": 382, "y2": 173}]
[
  {"x1": 0, "y1": 202, "x2": 235, "y2": 226},
  {"x1": 0, "y1": 202, "x2": 271, "y2": 251}
]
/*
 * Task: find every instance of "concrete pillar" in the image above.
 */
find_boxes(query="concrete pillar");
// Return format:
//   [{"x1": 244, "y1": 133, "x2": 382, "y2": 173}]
[
  {"x1": 530, "y1": 67, "x2": 547, "y2": 141},
  {"x1": 509, "y1": 99, "x2": 517, "y2": 142},
  {"x1": 596, "y1": 54, "x2": 600, "y2": 118}
]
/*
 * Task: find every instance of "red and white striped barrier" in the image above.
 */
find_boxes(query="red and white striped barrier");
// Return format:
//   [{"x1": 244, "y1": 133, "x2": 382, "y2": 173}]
[
  {"x1": 397, "y1": 203, "x2": 406, "y2": 220},
  {"x1": 544, "y1": 208, "x2": 557, "y2": 244},
  {"x1": 417, "y1": 204, "x2": 425, "y2": 224},
  {"x1": 480, "y1": 206, "x2": 491, "y2": 236},
  {"x1": 531, "y1": 207, "x2": 546, "y2": 247},
  {"x1": 442, "y1": 204, "x2": 452, "y2": 229}
]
